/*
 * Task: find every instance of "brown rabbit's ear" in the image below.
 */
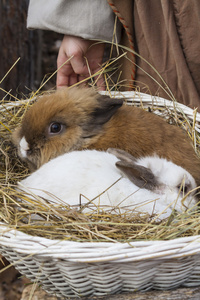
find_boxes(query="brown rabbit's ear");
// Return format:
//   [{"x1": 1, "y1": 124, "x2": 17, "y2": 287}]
[
  {"x1": 116, "y1": 160, "x2": 159, "y2": 190},
  {"x1": 91, "y1": 95, "x2": 123, "y2": 126}
]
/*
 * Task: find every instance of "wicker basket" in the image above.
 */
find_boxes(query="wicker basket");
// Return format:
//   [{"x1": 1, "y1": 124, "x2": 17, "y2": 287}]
[{"x1": 0, "y1": 91, "x2": 200, "y2": 298}]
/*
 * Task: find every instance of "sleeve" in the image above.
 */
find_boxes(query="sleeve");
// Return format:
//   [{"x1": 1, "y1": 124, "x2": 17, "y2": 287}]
[{"x1": 27, "y1": 0, "x2": 122, "y2": 42}]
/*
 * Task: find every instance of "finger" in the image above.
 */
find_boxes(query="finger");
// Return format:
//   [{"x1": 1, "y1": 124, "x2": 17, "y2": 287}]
[
  {"x1": 57, "y1": 50, "x2": 70, "y2": 88},
  {"x1": 70, "y1": 54, "x2": 88, "y2": 75},
  {"x1": 95, "y1": 72, "x2": 105, "y2": 91},
  {"x1": 57, "y1": 46, "x2": 76, "y2": 88},
  {"x1": 57, "y1": 55, "x2": 87, "y2": 88},
  {"x1": 69, "y1": 74, "x2": 79, "y2": 87},
  {"x1": 91, "y1": 66, "x2": 105, "y2": 91},
  {"x1": 57, "y1": 71, "x2": 69, "y2": 89},
  {"x1": 57, "y1": 71, "x2": 70, "y2": 89},
  {"x1": 78, "y1": 68, "x2": 105, "y2": 90}
]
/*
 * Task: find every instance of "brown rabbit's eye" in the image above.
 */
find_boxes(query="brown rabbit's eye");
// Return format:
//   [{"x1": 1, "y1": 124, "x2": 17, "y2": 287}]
[{"x1": 49, "y1": 122, "x2": 63, "y2": 134}]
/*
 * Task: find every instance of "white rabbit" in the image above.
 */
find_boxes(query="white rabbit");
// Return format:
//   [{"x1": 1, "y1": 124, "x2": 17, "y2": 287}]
[{"x1": 18, "y1": 149, "x2": 197, "y2": 220}]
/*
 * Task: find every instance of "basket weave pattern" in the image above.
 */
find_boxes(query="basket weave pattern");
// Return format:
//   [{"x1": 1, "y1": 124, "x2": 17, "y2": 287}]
[{"x1": 1, "y1": 226, "x2": 200, "y2": 297}]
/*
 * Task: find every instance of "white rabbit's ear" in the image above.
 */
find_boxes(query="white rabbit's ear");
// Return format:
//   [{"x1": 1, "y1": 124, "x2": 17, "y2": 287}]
[
  {"x1": 107, "y1": 148, "x2": 137, "y2": 163},
  {"x1": 116, "y1": 160, "x2": 159, "y2": 190},
  {"x1": 91, "y1": 95, "x2": 123, "y2": 126}
]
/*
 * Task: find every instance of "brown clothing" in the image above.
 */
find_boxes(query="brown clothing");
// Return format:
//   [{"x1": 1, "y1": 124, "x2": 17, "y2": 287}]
[{"x1": 111, "y1": 0, "x2": 200, "y2": 108}]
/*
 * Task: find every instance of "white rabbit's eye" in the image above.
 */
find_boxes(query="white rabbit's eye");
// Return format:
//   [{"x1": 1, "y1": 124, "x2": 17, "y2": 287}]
[
  {"x1": 177, "y1": 183, "x2": 190, "y2": 194},
  {"x1": 49, "y1": 122, "x2": 63, "y2": 134}
]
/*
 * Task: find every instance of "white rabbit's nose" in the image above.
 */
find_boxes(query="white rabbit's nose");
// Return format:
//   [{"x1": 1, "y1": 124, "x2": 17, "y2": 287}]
[{"x1": 19, "y1": 137, "x2": 30, "y2": 158}]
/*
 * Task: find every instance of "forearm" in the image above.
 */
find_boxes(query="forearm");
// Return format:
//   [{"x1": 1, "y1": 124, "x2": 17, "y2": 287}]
[{"x1": 27, "y1": 0, "x2": 121, "y2": 42}]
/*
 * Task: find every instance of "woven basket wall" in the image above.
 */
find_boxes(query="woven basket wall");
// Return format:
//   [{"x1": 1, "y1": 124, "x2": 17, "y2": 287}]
[{"x1": 0, "y1": 91, "x2": 200, "y2": 298}]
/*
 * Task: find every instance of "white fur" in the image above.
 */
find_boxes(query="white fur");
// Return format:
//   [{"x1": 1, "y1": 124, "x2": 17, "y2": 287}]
[
  {"x1": 18, "y1": 150, "x2": 197, "y2": 219},
  {"x1": 136, "y1": 156, "x2": 196, "y2": 193},
  {"x1": 19, "y1": 137, "x2": 29, "y2": 158}
]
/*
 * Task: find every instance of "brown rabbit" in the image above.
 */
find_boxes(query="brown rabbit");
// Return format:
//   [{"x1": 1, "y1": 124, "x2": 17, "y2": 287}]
[{"x1": 12, "y1": 86, "x2": 200, "y2": 186}]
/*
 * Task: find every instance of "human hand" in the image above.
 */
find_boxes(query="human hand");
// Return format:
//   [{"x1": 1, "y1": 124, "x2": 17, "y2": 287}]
[{"x1": 56, "y1": 35, "x2": 105, "y2": 90}]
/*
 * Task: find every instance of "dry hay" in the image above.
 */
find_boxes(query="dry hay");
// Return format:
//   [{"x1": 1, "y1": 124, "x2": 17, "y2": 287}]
[{"x1": 1, "y1": 86, "x2": 200, "y2": 244}]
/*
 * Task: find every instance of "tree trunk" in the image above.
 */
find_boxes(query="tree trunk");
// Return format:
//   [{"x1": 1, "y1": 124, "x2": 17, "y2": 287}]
[{"x1": 0, "y1": 0, "x2": 42, "y2": 99}]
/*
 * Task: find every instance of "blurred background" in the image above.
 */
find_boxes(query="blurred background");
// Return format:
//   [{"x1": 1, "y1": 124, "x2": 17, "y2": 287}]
[{"x1": 0, "y1": 0, "x2": 62, "y2": 100}]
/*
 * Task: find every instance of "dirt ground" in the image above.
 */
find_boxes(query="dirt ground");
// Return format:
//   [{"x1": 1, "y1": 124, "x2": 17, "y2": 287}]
[{"x1": 0, "y1": 256, "x2": 28, "y2": 300}]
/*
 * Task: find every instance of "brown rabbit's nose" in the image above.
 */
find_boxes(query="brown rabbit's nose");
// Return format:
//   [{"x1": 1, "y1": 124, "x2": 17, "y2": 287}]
[{"x1": 19, "y1": 136, "x2": 30, "y2": 158}]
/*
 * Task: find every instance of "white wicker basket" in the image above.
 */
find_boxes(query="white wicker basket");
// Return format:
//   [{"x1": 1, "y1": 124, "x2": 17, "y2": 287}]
[{"x1": 0, "y1": 91, "x2": 200, "y2": 298}]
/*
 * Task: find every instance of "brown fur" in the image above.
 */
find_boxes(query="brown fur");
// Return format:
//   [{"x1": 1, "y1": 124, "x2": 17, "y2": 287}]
[{"x1": 12, "y1": 87, "x2": 200, "y2": 186}]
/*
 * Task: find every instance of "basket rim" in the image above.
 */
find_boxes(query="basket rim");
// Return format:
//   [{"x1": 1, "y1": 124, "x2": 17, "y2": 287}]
[
  {"x1": 1, "y1": 90, "x2": 200, "y2": 116},
  {"x1": 101, "y1": 91, "x2": 200, "y2": 120},
  {"x1": 1, "y1": 223, "x2": 200, "y2": 263}
]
